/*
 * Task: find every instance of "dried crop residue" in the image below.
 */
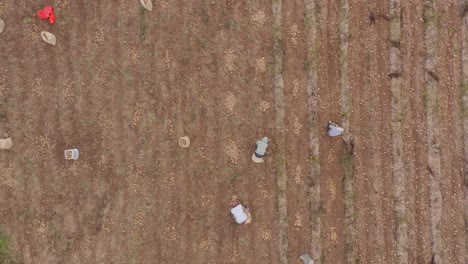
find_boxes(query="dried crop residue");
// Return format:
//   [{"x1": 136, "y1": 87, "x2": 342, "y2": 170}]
[
  {"x1": 0, "y1": 167, "x2": 15, "y2": 188},
  {"x1": 293, "y1": 165, "x2": 303, "y2": 185},
  {"x1": 294, "y1": 212, "x2": 303, "y2": 228},
  {"x1": 224, "y1": 49, "x2": 237, "y2": 72},
  {"x1": 224, "y1": 92, "x2": 237, "y2": 114},
  {"x1": 282, "y1": 0, "x2": 313, "y2": 262},
  {"x1": 348, "y1": 0, "x2": 395, "y2": 263},
  {"x1": 224, "y1": 140, "x2": 240, "y2": 164},
  {"x1": 255, "y1": 57, "x2": 267, "y2": 73},
  {"x1": 251, "y1": 10, "x2": 267, "y2": 27},
  {"x1": 292, "y1": 78, "x2": 300, "y2": 98},
  {"x1": 289, "y1": 24, "x2": 300, "y2": 48},
  {"x1": 258, "y1": 100, "x2": 271, "y2": 112},
  {"x1": 292, "y1": 115, "x2": 303, "y2": 135},
  {"x1": 0, "y1": 1, "x2": 464, "y2": 264}
]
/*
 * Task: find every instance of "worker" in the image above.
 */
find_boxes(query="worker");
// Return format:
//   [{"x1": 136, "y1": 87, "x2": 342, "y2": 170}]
[
  {"x1": 300, "y1": 254, "x2": 314, "y2": 264},
  {"x1": 327, "y1": 121, "x2": 344, "y2": 137},
  {"x1": 230, "y1": 203, "x2": 252, "y2": 224},
  {"x1": 252, "y1": 137, "x2": 269, "y2": 163}
]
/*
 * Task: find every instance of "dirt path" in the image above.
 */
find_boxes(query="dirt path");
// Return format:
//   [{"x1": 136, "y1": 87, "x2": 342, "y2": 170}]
[
  {"x1": 462, "y1": 1, "x2": 468, "y2": 263},
  {"x1": 399, "y1": 1, "x2": 433, "y2": 263},
  {"x1": 423, "y1": 1, "x2": 444, "y2": 262},
  {"x1": 432, "y1": 0, "x2": 466, "y2": 262},
  {"x1": 315, "y1": 1, "x2": 346, "y2": 263},
  {"x1": 348, "y1": 0, "x2": 396, "y2": 263},
  {"x1": 303, "y1": 0, "x2": 322, "y2": 263},
  {"x1": 281, "y1": 0, "x2": 317, "y2": 263},
  {"x1": 337, "y1": 0, "x2": 356, "y2": 263},
  {"x1": 271, "y1": 0, "x2": 288, "y2": 263},
  {"x1": 388, "y1": 0, "x2": 408, "y2": 263}
]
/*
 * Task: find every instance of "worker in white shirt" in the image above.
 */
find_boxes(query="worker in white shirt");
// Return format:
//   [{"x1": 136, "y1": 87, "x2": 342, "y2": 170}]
[
  {"x1": 327, "y1": 121, "x2": 344, "y2": 137},
  {"x1": 252, "y1": 137, "x2": 269, "y2": 163},
  {"x1": 230, "y1": 203, "x2": 252, "y2": 224}
]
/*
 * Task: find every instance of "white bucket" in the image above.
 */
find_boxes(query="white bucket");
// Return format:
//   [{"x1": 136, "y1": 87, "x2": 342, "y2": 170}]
[{"x1": 64, "y1": 148, "x2": 79, "y2": 160}]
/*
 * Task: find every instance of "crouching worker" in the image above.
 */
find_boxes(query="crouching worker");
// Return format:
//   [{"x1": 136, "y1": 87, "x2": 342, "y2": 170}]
[
  {"x1": 327, "y1": 121, "x2": 344, "y2": 137},
  {"x1": 230, "y1": 203, "x2": 252, "y2": 225},
  {"x1": 252, "y1": 137, "x2": 269, "y2": 163}
]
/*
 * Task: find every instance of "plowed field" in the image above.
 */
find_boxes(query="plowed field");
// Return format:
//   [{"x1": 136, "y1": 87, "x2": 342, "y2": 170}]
[{"x1": 0, "y1": 1, "x2": 466, "y2": 264}]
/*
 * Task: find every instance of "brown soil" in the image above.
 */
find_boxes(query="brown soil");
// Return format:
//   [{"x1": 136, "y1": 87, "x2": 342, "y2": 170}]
[{"x1": 0, "y1": 1, "x2": 465, "y2": 264}]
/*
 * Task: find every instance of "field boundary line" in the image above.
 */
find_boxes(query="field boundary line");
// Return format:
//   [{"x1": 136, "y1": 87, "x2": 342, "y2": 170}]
[
  {"x1": 423, "y1": 0, "x2": 443, "y2": 262},
  {"x1": 388, "y1": 0, "x2": 408, "y2": 263},
  {"x1": 461, "y1": 0, "x2": 468, "y2": 262},
  {"x1": 272, "y1": 0, "x2": 288, "y2": 263},
  {"x1": 304, "y1": 0, "x2": 321, "y2": 263}
]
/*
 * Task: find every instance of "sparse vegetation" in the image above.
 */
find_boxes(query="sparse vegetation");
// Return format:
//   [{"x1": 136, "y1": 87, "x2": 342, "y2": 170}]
[
  {"x1": 22, "y1": 17, "x2": 32, "y2": 24},
  {"x1": 0, "y1": 229, "x2": 19, "y2": 264}
]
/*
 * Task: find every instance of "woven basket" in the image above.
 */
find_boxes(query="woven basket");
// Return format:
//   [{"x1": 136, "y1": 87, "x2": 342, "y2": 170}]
[
  {"x1": 41, "y1": 31, "x2": 56, "y2": 46},
  {"x1": 178, "y1": 136, "x2": 190, "y2": 148}
]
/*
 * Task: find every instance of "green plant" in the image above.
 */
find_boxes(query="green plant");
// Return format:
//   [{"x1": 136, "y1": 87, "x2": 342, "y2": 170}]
[
  {"x1": 22, "y1": 17, "x2": 32, "y2": 24},
  {"x1": 423, "y1": 6, "x2": 443, "y2": 24},
  {"x1": 229, "y1": 20, "x2": 237, "y2": 30},
  {"x1": 303, "y1": 15, "x2": 311, "y2": 28},
  {"x1": 230, "y1": 172, "x2": 240, "y2": 184},
  {"x1": 447, "y1": 26, "x2": 454, "y2": 36},
  {"x1": 341, "y1": 111, "x2": 349, "y2": 117},
  {"x1": 0, "y1": 230, "x2": 11, "y2": 254},
  {"x1": 341, "y1": 153, "x2": 353, "y2": 171},
  {"x1": 0, "y1": 229, "x2": 19, "y2": 264},
  {"x1": 81, "y1": 180, "x2": 91, "y2": 193},
  {"x1": 201, "y1": 8, "x2": 209, "y2": 24},
  {"x1": 309, "y1": 155, "x2": 319, "y2": 164},
  {"x1": 275, "y1": 152, "x2": 286, "y2": 173},
  {"x1": 304, "y1": 59, "x2": 311, "y2": 71},
  {"x1": 139, "y1": 7, "x2": 149, "y2": 42},
  {"x1": 462, "y1": 82, "x2": 468, "y2": 95},
  {"x1": 422, "y1": 90, "x2": 429, "y2": 106}
]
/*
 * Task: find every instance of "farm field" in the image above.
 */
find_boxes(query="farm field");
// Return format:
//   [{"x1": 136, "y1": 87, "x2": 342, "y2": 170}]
[{"x1": 0, "y1": 0, "x2": 466, "y2": 264}]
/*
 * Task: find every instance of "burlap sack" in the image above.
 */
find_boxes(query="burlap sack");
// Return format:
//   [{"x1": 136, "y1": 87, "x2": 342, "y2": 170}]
[
  {"x1": 0, "y1": 137, "x2": 13, "y2": 150},
  {"x1": 41, "y1": 31, "x2": 56, "y2": 45},
  {"x1": 140, "y1": 0, "x2": 153, "y2": 11},
  {"x1": 0, "y1": 19, "x2": 5, "y2": 34}
]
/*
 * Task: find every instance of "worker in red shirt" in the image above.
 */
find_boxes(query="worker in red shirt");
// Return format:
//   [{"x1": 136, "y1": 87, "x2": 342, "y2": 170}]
[{"x1": 37, "y1": 5, "x2": 56, "y2": 24}]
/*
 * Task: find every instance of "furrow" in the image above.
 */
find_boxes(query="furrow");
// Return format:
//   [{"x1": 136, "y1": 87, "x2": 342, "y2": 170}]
[
  {"x1": 388, "y1": 0, "x2": 408, "y2": 263},
  {"x1": 272, "y1": 0, "x2": 288, "y2": 263},
  {"x1": 423, "y1": 0, "x2": 443, "y2": 262},
  {"x1": 303, "y1": 0, "x2": 321, "y2": 263},
  {"x1": 337, "y1": 0, "x2": 355, "y2": 263},
  {"x1": 462, "y1": 0, "x2": 468, "y2": 263}
]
